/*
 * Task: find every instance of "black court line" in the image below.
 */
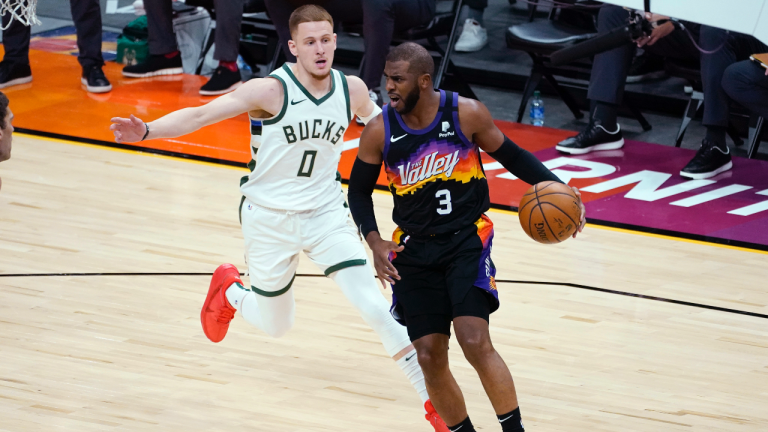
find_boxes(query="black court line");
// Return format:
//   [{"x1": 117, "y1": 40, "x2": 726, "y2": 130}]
[
  {"x1": 18, "y1": 127, "x2": 768, "y2": 253},
  {"x1": 2, "y1": 272, "x2": 766, "y2": 320}
]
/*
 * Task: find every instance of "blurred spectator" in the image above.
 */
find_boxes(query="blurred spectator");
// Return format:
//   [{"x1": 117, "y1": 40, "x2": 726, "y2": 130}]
[
  {"x1": 556, "y1": 6, "x2": 700, "y2": 158},
  {"x1": 676, "y1": 28, "x2": 768, "y2": 178},
  {"x1": 722, "y1": 45, "x2": 768, "y2": 130},
  {"x1": 1, "y1": 0, "x2": 111, "y2": 93},
  {"x1": 265, "y1": 0, "x2": 436, "y2": 103},
  {"x1": 455, "y1": 0, "x2": 487, "y2": 53},
  {"x1": 0, "y1": 91, "x2": 14, "y2": 191},
  {"x1": 122, "y1": 0, "x2": 245, "y2": 96}
]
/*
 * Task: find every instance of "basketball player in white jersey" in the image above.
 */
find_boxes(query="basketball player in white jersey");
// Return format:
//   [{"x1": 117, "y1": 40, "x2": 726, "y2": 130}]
[{"x1": 110, "y1": 5, "x2": 448, "y2": 431}]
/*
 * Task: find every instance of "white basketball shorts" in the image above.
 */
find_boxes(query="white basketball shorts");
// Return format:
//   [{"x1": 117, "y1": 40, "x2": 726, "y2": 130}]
[{"x1": 239, "y1": 194, "x2": 368, "y2": 296}]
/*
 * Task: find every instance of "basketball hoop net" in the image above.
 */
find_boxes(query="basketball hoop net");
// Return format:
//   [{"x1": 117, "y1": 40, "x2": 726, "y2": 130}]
[{"x1": 0, "y1": 0, "x2": 40, "y2": 30}]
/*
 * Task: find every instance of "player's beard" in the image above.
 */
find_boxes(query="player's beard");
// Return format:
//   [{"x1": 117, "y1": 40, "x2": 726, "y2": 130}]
[{"x1": 397, "y1": 86, "x2": 421, "y2": 115}]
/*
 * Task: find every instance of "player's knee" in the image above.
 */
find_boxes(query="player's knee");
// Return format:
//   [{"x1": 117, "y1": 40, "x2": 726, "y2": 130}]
[
  {"x1": 415, "y1": 345, "x2": 448, "y2": 374},
  {"x1": 262, "y1": 316, "x2": 294, "y2": 338},
  {"x1": 457, "y1": 334, "x2": 495, "y2": 365}
]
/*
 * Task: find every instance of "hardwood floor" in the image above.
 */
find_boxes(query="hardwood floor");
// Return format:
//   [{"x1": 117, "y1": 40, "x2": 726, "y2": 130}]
[{"x1": 1, "y1": 135, "x2": 766, "y2": 431}]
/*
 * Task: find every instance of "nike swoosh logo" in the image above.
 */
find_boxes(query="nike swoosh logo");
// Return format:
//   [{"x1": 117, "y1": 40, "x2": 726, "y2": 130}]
[
  {"x1": 405, "y1": 353, "x2": 416, "y2": 361},
  {"x1": 499, "y1": 414, "x2": 514, "y2": 423},
  {"x1": 291, "y1": 99, "x2": 306, "y2": 105},
  {"x1": 391, "y1": 134, "x2": 407, "y2": 142},
  {"x1": 449, "y1": 426, "x2": 463, "y2": 432}
]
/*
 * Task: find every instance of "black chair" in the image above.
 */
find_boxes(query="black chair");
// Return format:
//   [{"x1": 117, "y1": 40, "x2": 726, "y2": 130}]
[
  {"x1": 665, "y1": 59, "x2": 745, "y2": 148},
  {"x1": 505, "y1": 1, "x2": 597, "y2": 124},
  {"x1": 747, "y1": 115, "x2": 764, "y2": 158},
  {"x1": 506, "y1": 1, "x2": 653, "y2": 130}
]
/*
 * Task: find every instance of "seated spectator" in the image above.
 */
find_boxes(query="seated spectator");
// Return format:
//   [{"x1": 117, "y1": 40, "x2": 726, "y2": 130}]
[
  {"x1": 454, "y1": 0, "x2": 488, "y2": 53},
  {"x1": 1, "y1": 0, "x2": 111, "y2": 93},
  {"x1": 722, "y1": 50, "x2": 768, "y2": 132},
  {"x1": 265, "y1": 0, "x2": 436, "y2": 105},
  {"x1": 122, "y1": 0, "x2": 245, "y2": 96},
  {"x1": 0, "y1": 91, "x2": 14, "y2": 191},
  {"x1": 556, "y1": 5, "x2": 760, "y2": 179}
]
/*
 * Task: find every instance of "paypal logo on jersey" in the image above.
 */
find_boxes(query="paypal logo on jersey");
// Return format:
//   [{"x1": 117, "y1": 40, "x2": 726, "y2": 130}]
[
  {"x1": 438, "y1": 121, "x2": 454, "y2": 138},
  {"x1": 397, "y1": 150, "x2": 461, "y2": 186}
]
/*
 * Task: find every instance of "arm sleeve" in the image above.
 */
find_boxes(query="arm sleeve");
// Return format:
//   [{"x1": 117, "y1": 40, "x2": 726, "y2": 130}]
[
  {"x1": 487, "y1": 135, "x2": 563, "y2": 185},
  {"x1": 348, "y1": 157, "x2": 381, "y2": 239}
]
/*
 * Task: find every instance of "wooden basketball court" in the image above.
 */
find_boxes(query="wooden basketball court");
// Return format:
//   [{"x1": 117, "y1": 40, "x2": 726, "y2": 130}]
[{"x1": 1, "y1": 134, "x2": 766, "y2": 431}]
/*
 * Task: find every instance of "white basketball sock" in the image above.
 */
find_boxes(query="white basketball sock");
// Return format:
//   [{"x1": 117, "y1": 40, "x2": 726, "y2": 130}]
[
  {"x1": 225, "y1": 282, "x2": 248, "y2": 310},
  {"x1": 396, "y1": 349, "x2": 429, "y2": 407}
]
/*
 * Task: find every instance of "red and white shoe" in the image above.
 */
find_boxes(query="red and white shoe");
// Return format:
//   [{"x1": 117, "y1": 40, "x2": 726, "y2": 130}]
[
  {"x1": 201, "y1": 264, "x2": 242, "y2": 343},
  {"x1": 425, "y1": 400, "x2": 449, "y2": 432}
]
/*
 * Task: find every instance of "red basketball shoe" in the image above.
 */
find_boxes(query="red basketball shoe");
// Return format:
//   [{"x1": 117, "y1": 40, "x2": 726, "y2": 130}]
[
  {"x1": 201, "y1": 264, "x2": 242, "y2": 343},
  {"x1": 425, "y1": 400, "x2": 449, "y2": 432}
]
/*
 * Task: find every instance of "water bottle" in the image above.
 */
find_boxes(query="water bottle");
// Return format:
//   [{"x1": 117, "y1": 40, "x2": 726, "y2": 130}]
[{"x1": 530, "y1": 90, "x2": 545, "y2": 127}]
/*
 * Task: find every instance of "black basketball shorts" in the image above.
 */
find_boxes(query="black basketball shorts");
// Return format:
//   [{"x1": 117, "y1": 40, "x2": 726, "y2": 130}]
[{"x1": 389, "y1": 215, "x2": 500, "y2": 342}]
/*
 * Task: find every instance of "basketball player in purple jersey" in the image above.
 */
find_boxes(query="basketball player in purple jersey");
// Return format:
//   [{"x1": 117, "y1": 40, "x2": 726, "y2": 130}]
[{"x1": 348, "y1": 43, "x2": 586, "y2": 431}]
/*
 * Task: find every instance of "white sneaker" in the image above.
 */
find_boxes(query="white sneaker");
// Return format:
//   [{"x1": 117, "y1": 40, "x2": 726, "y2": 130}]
[{"x1": 454, "y1": 19, "x2": 488, "y2": 52}]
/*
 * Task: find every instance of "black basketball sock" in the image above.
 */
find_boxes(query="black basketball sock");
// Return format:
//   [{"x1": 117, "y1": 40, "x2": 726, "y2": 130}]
[
  {"x1": 448, "y1": 416, "x2": 476, "y2": 432},
  {"x1": 498, "y1": 407, "x2": 525, "y2": 431},
  {"x1": 590, "y1": 100, "x2": 619, "y2": 131},
  {"x1": 705, "y1": 126, "x2": 728, "y2": 150}
]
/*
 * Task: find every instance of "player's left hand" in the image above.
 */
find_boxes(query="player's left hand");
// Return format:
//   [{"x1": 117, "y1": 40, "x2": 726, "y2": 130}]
[
  {"x1": 571, "y1": 186, "x2": 586, "y2": 239},
  {"x1": 110, "y1": 114, "x2": 147, "y2": 143}
]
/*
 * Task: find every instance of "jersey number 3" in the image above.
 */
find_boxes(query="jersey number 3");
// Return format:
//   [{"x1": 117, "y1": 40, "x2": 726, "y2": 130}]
[
  {"x1": 297, "y1": 150, "x2": 317, "y2": 177},
  {"x1": 435, "y1": 189, "x2": 452, "y2": 215}
]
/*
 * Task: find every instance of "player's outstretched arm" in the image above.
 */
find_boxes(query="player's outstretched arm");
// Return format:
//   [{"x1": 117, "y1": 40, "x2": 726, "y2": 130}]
[
  {"x1": 109, "y1": 78, "x2": 282, "y2": 143},
  {"x1": 458, "y1": 97, "x2": 586, "y2": 236},
  {"x1": 348, "y1": 115, "x2": 403, "y2": 287},
  {"x1": 346, "y1": 75, "x2": 382, "y2": 125}
]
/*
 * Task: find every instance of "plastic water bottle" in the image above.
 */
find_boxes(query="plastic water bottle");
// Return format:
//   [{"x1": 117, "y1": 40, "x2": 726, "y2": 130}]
[{"x1": 530, "y1": 90, "x2": 545, "y2": 127}]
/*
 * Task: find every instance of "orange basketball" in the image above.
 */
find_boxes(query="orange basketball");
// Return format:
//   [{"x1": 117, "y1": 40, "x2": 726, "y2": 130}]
[{"x1": 518, "y1": 181, "x2": 581, "y2": 244}]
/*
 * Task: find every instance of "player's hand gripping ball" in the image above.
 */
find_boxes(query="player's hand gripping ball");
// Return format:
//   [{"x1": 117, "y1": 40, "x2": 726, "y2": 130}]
[{"x1": 518, "y1": 181, "x2": 585, "y2": 244}]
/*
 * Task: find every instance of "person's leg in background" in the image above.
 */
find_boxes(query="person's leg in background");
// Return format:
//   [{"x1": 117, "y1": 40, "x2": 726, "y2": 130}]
[
  {"x1": 682, "y1": 30, "x2": 767, "y2": 178},
  {"x1": 263, "y1": 0, "x2": 363, "y2": 66},
  {"x1": 0, "y1": 15, "x2": 33, "y2": 88},
  {"x1": 199, "y1": 0, "x2": 244, "y2": 95},
  {"x1": 557, "y1": 5, "x2": 699, "y2": 154},
  {"x1": 723, "y1": 59, "x2": 768, "y2": 120},
  {"x1": 556, "y1": 5, "x2": 635, "y2": 154},
  {"x1": 122, "y1": 0, "x2": 183, "y2": 78},
  {"x1": 360, "y1": 0, "x2": 435, "y2": 94},
  {"x1": 70, "y1": 0, "x2": 111, "y2": 93},
  {"x1": 455, "y1": 0, "x2": 488, "y2": 53}
]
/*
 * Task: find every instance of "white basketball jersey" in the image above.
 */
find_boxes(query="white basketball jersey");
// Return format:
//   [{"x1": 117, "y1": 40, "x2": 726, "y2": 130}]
[{"x1": 241, "y1": 63, "x2": 352, "y2": 211}]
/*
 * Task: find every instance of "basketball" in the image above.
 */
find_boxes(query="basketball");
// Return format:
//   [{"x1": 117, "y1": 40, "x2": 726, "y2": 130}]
[{"x1": 518, "y1": 181, "x2": 581, "y2": 244}]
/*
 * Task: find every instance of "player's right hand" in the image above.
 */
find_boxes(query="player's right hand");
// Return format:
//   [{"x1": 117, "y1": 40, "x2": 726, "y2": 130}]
[
  {"x1": 110, "y1": 115, "x2": 147, "y2": 143},
  {"x1": 367, "y1": 234, "x2": 404, "y2": 289}
]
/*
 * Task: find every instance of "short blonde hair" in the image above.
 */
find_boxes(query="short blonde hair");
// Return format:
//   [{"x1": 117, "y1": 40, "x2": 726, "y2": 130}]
[{"x1": 289, "y1": 4, "x2": 334, "y2": 39}]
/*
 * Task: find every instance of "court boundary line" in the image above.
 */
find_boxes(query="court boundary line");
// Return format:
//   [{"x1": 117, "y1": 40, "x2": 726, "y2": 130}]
[
  {"x1": 1, "y1": 272, "x2": 765, "y2": 320},
  {"x1": 15, "y1": 129, "x2": 768, "y2": 254}
]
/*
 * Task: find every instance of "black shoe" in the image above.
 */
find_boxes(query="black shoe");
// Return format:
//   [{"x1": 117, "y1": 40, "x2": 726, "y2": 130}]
[
  {"x1": 356, "y1": 89, "x2": 380, "y2": 125},
  {"x1": 199, "y1": 66, "x2": 242, "y2": 96},
  {"x1": 680, "y1": 140, "x2": 732, "y2": 179},
  {"x1": 627, "y1": 53, "x2": 666, "y2": 83},
  {"x1": 556, "y1": 123, "x2": 624, "y2": 154},
  {"x1": 81, "y1": 65, "x2": 112, "y2": 93},
  {"x1": 122, "y1": 53, "x2": 183, "y2": 78},
  {"x1": 0, "y1": 60, "x2": 32, "y2": 89}
]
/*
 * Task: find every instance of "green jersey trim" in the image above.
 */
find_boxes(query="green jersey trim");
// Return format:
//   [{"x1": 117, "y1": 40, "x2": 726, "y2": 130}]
[
  {"x1": 263, "y1": 74, "x2": 289, "y2": 126},
  {"x1": 340, "y1": 71, "x2": 351, "y2": 122},
  {"x1": 281, "y1": 63, "x2": 337, "y2": 106},
  {"x1": 252, "y1": 274, "x2": 296, "y2": 297},
  {"x1": 324, "y1": 259, "x2": 367, "y2": 276}
]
